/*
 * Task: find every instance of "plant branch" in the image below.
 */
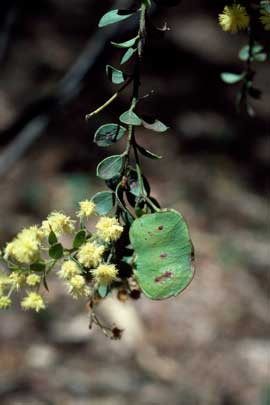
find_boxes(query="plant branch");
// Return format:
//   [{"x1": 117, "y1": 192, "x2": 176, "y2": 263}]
[{"x1": 85, "y1": 77, "x2": 133, "y2": 120}]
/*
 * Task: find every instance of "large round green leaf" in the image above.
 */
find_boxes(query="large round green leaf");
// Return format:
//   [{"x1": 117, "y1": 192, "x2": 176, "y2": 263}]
[{"x1": 129, "y1": 209, "x2": 194, "y2": 300}]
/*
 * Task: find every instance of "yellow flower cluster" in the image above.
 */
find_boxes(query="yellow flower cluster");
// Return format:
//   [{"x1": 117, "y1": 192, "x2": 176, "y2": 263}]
[
  {"x1": 58, "y1": 260, "x2": 81, "y2": 280},
  {"x1": 42, "y1": 211, "x2": 75, "y2": 237},
  {"x1": 0, "y1": 296, "x2": 11, "y2": 309},
  {"x1": 0, "y1": 275, "x2": 10, "y2": 296},
  {"x1": 0, "y1": 207, "x2": 125, "y2": 311},
  {"x1": 77, "y1": 242, "x2": 105, "y2": 268},
  {"x1": 26, "y1": 274, "x2": 41, "y2": 286},
  {"x1": 9, "y1": 273, "x2": 26, "y2": 290},
  {"x1": 219, "y1": 4, "x2": 250, "y2": 33},
  {"x1": 96, "y1": 217, "x2": 123, "y2": 243},
  {"x1": 77, "y1": 200, "x2": 96, "y2": 219},
  {"x1": 21, "y1": 292, "x2": 46, "y2": 312},
  {"x1": 4, "y1": 226, "x2": 43, "y2": 264},
  {"x1": 67, "y1": 274, "x2": 90, "y2": 299},
  {"x1": 92, "y1": 263, "x2": 118, "y2": 286}
]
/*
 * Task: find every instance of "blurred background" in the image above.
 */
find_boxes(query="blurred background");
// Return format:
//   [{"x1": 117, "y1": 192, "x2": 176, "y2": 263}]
[{"x1": 0, "y1": 0, "x2": 269, "y2": 404}]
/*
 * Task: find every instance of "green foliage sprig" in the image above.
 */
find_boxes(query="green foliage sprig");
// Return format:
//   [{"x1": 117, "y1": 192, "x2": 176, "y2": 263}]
[{"x1": 0, "y1": 0, "x2": 194, "y2": 338}]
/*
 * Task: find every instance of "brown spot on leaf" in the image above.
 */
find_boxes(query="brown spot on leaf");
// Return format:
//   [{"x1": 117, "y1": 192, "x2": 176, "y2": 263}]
[
  {"x1": 155, "y1": 271, "x2": 172, "y2": 283},
  {"x1": 160, "y1": 253, "x2": 167, "y2": 259},
  {"x1": 158, "y1": 225, "x2": 163, "y2": 230}
]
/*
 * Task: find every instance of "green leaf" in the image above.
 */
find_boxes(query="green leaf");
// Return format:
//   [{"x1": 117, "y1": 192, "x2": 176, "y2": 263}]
[
  {"x1": 98, "y1": 285, "x2": 108, "y2": 298},
  {"x1": 119, "y1": 110, "x2": 141, "y2": 126},
  {"x1": 91, "y1": 191, "x2": 115, "y2": 215},
  {"x1": 94, "y1": 124, "x2": 126, "y2": 147},
  {"x1": 130, "y1": 209, "x2": 194, "y2": 300},
  {"x1": 115, "y1": 183, "x2": 134, "y2": 224},
  {"x1": 30, "y1": 263, "x2": 46, "y2": 272},
  {"x1": 49, "y1": 243, "x2": 63, "y2": 260},
  {"x1": 253, "y1": 53, "x2": 267, "y2": 62},
  {"x1": 221, "y1": 72, "x2": 244, "y2": 84},
  {"x1": 96, "y1": 155, "x2": 124, "y2": 180},
  {"x1": 239, "y1": 44, "x2": 264, "y2": 61},
  {"x1": 128, "y1": 170, "x2": 150, "y2": 197},
  {"x1": 98, "y1": 9, "x2": 136, "y2": 28},
  {"x1": 48, "y1": 231, "x2": 57, "y2": 245},
  {"x1": 261, "y1": 1, "x2": 270, "y2": 13},
  {"x1": 111, "y1": 37, "x2": 138, "y2": 49},
  {"x1": 73, "y1": 230, "x2": 86, "y2": 249},
  {"x1": 141, "y1": 116, "x2": 169, "y2": 132},
  {"x1": 136, "y1": 143, "x2": 162, "y2": 159},
  {"x1": 121, "y1": 48, "x2": 137, "y2": 64},
  {"x1": 106, "y1": 65, "x2": 126, "y2": 84},
  {"x1": 239, "y1": 45, "x2": 250, "y2": 61}
]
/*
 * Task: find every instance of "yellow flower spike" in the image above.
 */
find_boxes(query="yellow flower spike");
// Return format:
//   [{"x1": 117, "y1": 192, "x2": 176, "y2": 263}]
[
  {"x1": 219, "y1": 4, "x2": 250, "y2": 33},
  {"x1": 58, "y1": 260, "x2": 81, "y2": 280},
  {"x1": 21, "y1": 292, "x2": 46, "y2": 312},
  {"x1": 91, "y1": 263, "x2": 118, "y2": 286},
  {"x1": 41, "y1": 211, "x2": 75, "y2": 237},
  {"x1": 77, "y1": 200, "x2": 96, "y2": 219},
  {"x1": 77, "y1": 242, "x2": 105, "y2": 268},
  {"x1": 26, "y1": 274, "x2": 41, "y2": 286},
  {"x1": 0, "y1": 296, "x2": 12, "y2": 309},
  {"x1": 96, "y1": 216, "x2": 123, "y2": 243}
]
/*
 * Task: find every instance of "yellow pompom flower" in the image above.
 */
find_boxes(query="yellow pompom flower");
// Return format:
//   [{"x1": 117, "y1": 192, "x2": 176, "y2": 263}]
[
  {"x1": 26, "y1": 274, "x2": 41, "y2": 286},
  {"x1": 91, "y1": 263, "x2": 118, "y2": 286},
  {"x1": 9, "y1": 273, "x2": 26, "y2": 290},
  {"x1": 77, "y1": 242, "x2": 105, "y2": 268},
  {"x1": 4, "y1": 226, "x2": 42, "y2": 264},
  {"x1": 260, "y1": 4, "x2": 270, "y2": 30},
  {"x1": 21, "y1": 292, "x2": 46, "y2": 312},
  {"x1": 67, "y1": 275, "x2": 90, "y2": 299},
  {"x1": 41, "y1": 211, "x2": 75, "y2": 237},
  {"x1": 0, "y1": 296, "x2": 11, "y2": 309},
  {"x1": 77, "y1": 200, "x2": 96, "y2": 219},
  {"x1": 219, "y1": 4, "x2": 250, "y2": 33},
  {"x1": 58, "y1": 260, "x2": 81, "y2": 280},
  {"x1": 96, "y1": 217, "x2": 123, "y2": 243}
]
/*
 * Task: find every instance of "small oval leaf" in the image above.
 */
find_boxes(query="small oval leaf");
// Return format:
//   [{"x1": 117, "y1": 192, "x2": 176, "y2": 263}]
[
  {"x1": 91, "y1": 191, "x2": 115, "y2": 215},
  {"x1": 94, "y1": 124, "x2": 126, "y2": 147},
  {"x1": 111, "y1": 37, "x2": 138, "y2": 49},
  {"x1": 98, "y1": 285, "x2": 108, "y2": 298},
  {"x1": 48, "y1": 231, "x2": 57, "y2": 245},
  {"x1": 96, "y1": 155, "x2": 124, "y2": 180},
  {"x1": 121, "y1": 48, "x2": 137, "y2": 64},
  {"x1": 106, "y1": 65, "x2": 126, "y2": 84},
  {"x1": 73, "y1": 230, "x2": 86, "y2": 249},
  {"x1": 30, "y1": 263, "x2": 46, "y2": 272},
  {"x1": 141, "y1": 116, "x2": 169, "y2": 132},
  {"x1": 98, "y1": 9, "x2": 136, "y2": 28},
  {"x1": 49, "y1": 243, "x2": 64, "y2": 260},
  {"x1": 221, "y1": 72, "x2": 244, "y2": 84},
  {"x1": 120, "y1": 110, "x2": 141, "y2": 126}
]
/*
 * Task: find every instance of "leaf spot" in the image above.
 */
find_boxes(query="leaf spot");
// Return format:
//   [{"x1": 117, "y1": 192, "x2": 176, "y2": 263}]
[
  {"x1": 155, "y1": 271, "x2": 172, "y2": 283},
  {"x1": 160, "y1": 253, "x2": 167, "y2": 259},
  {"x1": 158, "y1": 225, "x2": 163, "y2": 230}
]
